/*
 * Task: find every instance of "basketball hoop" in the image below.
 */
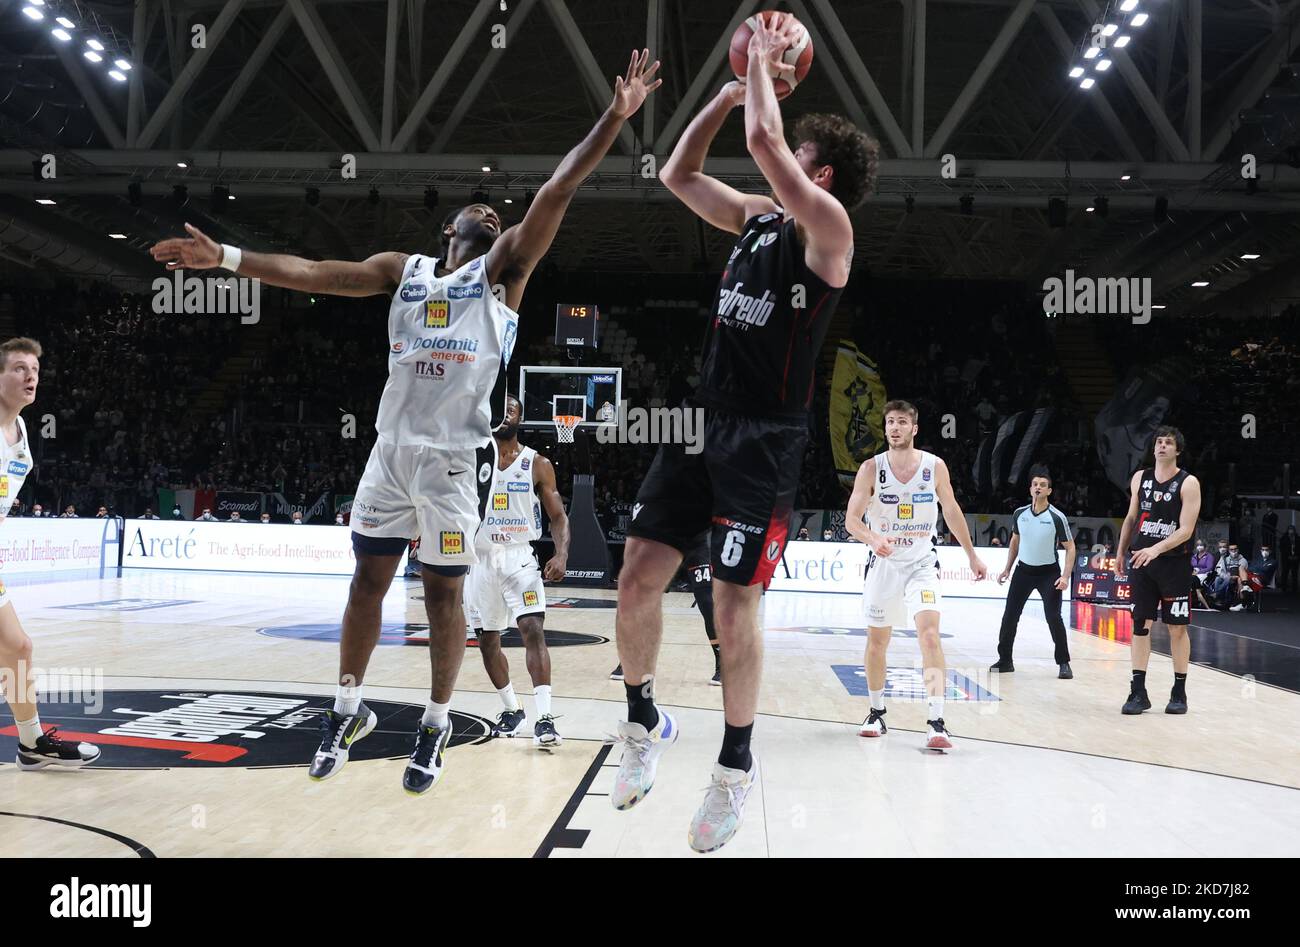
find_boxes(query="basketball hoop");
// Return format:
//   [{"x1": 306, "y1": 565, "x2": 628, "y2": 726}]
[{"x1": 553, "y1": 414, "x2": 582, "y2": 444}]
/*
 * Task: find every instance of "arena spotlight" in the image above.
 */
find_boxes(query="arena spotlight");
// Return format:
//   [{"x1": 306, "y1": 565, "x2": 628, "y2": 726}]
[
  {"x1": 84, "y1": 51, "x2": 102, "y2": 63},
  {"x1": 1048, "y1": 198, "x2": 1067, "y2": 228},
  {"x1": 114, "y1": 59, "x2": 132, "y2": 71},
  {"x1": 305, "y1": 187, "x2": 320, "y2": 207},
  {"x1": 51, "y1": 28, "x2": 71, "y2": 42},
  {"x1": 1191, "y1": 280, "x2": 1210, "y2": 288},
  {"x1": 1080, "y1": 77, "x2": 1096, "y2": 90},
  {"x1": 56, "y1": 16, "x2": 74, "y2": 29},
  {"x1": 35, "y1": 198, "x2": 56, "y2": 205},
  {"x1": 1153, "y1": 195, "x2": 1168, "y2": 222},
  {"x1": 128, "y1": 181, "x2": 142, "y2": 207},
  {"x1": 1120, "y1": 0, "x2": 1138, "y2": 11},
  {"x1": 959, "y1": 194, "x2": 973, "y2": 216},
  {"x1": 21, "y1": 7, "x2": 44, "y2": 22},
  {"x1": 424, "y1": 187, "x2": 439, "y2": 211},
  {"x1": 1095, "y1": 59, "x2": 1112, "y2": 72},
  {"x1": 1069, "y1": 67, "x2": 1084, "y2": 78},
  {"x1": 109, "y1": 71, "x2": 127, "y2": 82},
  {"x1": 1240, "y1": 253, "x2": 1261, "y2": 260},
  {"x1": 1114, "y1": 35, "x2": 1131, "y2": 48},
  {"x1": 1083, "y1": 46, "x2": 1101, "y2": 60},
  {"x1": 1131, "y1": 13, "x2": 1148, "y2": 27},
  {"x1": 86, "y1": 39, "x2": 105, "y2": 51}
]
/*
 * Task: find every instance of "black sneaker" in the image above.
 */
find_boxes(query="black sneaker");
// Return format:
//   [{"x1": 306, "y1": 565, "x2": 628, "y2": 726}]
[
  {"x1": 709, "y1": 665, "x2": 722, "y2": 686},
  {"x1": 533, "y1": 714, "x2": 563, "y2": 749},
  {"x1": 403, "y1": 723, "x2": 452, "y2": 795},
  {"x1": 491, "y1": 707, "x2": 527, "y2": 738},
  {"x1": 989, "y1": 661, "x2": 1014, "y2": 672},
  {"x1": 16, "y1": 727, "x2": 101, "y2": 770},
  {"x1": 309, "y1": 704, "x2": 377, "y2": 781},
  {"x1": 609, "y1": 664, "x2": 624, "y2": 681},
  {"x1": 1058, "y1": 663, "x2": 1073, "y2": 679},
  {"x1": 1122, "y1": 688, "x2": 1152, "y2": 715},
  {"x1": 1166, "y1": 694, "x2": 1188, "y2": 714}
]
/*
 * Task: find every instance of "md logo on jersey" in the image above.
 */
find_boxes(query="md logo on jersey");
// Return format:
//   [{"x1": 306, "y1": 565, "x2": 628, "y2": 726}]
[
  {"x1": 425, "y1": 300, "x2": 450, "y2": 328},
  {"x1": 0, "y1": 690, "x2": 491, "y2": 768},
  {"x1": 447, "y1": 283, "x2": 484, "y2": 300},
  {"x1": 440, "y1": 531, "x2": 464, "y2": 555},
  {"x1": 399, "y1": 283, "x2": 428, "y2": 302},
  {"x1": 507, "y1": 482, "x2": 528, "y2": 492},
  {"x1": 492, "y1": 493, "x2": 509, "y2": 511},
  {"x1": 831, "y1": 666, "x2": 998, "y2": 702},
  {"x1": 898, "y1": 503, "x2": 913, "y2": 520}
]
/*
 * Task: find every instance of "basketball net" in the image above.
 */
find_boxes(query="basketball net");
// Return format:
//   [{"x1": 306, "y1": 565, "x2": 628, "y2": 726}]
[{"x1": 554, "y1": 414, "x2": 582, "y2": 444}]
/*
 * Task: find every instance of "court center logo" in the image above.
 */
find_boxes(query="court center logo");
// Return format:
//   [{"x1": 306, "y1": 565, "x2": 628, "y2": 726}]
[
  {"x1": 595, "y1": 399, "x2": 704, "y2": 455},
  {"x1": 1041, "y1": 269, "x2": 1152, "y2": 325},
  {"x1": 152, "y1": 270, "x2": 260, "y2": 325},
  {"x1": 0, "y1": 690, "x2": 491, "y2": 768}
]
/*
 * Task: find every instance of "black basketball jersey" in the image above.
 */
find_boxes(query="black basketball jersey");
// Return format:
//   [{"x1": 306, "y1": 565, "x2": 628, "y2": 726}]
[
  {"x1": 695, "y1": 211, "x2": 844, "y2": 418},
  {"x1": 1133, "y1": 467, "x2": 1192, "y2": 555}
]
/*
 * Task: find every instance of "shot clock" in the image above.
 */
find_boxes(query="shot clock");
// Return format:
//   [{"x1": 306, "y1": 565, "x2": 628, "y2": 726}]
[
  {"x1": 555, "y1": 303, "x2": 600, "y2": 348},
  {"x1": 1071, "y1": 551, "x2": 1133, "y2": 603}
]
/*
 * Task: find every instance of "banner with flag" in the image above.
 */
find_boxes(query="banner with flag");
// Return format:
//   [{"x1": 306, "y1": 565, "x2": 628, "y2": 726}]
[
  {"x1": 1094, "y1": 367, "x2": 1177, "y2": 491},
  {"x1": 829, "y1": 341, "x2": 887, "y2": 489},
  {"x1": 1008, "y1": 406, "x2": 1055, "y2": 485},
  {"x1": 989, "y1": 411, "x2": 1030, "y2": 488}
]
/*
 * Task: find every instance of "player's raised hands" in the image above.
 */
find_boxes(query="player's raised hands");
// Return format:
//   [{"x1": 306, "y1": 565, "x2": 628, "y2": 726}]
[
  {"x1": 747, "y1": 11, "x2": 800, "y2": 78},
  {"x1": 150, "y1": 223, "x2": 222, "y2": 271},
  {"x1": 610, "y1": 48, "x2": 662, "y2": 118}
]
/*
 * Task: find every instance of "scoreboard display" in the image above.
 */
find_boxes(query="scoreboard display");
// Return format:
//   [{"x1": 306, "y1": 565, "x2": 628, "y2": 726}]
[
  {"x1": 1071, "y1": 552, "x2": 1133, "y2": 604},
  {"x1": 555, "y1": 303, "x2": 600, "y2": 348}
]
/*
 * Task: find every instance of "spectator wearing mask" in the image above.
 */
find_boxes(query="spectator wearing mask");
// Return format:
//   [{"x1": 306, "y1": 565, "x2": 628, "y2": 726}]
[
  {"x1": 291, "y1": 511, "x2": 304, "y2": 525},
  {"x1": 822, "y1": 529, "x2": 833, "y2": 542},
  {"x1": 61, "y1": 505, "x2": 77, "y2": 518},
  {"x1": 334, "y1": 513, "x2": 346, "y2": 526},
  {"x1": 1191, "y1": 540, "x2": 1216, "y2": 610},
  {"x1": 1281, "y1": 526, "x2": 1299, "y2": 593},
  {"x1": 1211, "y1": 544, "x2": 1248, "y2": 610},
  {"x1": 29, "y1": 503, "x2": 44, "y2": 517},
  {"x1": 196, "y1": 508, "x2": 216, "y2": 522},
  {"x1": 229, "y1": 511, "x2": 246, "y2": 523},
  {"x1": 260, "y1": 513, "x2": 272, "y2": 524},
  {"x1": 171, "y1": 505, "x2": 184, "y2": 519},
  {"x1": 140, "y1": 508, "x2": 160, "y2": 520},
  {"x1": 1249, "y1": 545, "x2": 1277, "y2": 590},
  {"x1": 796, "y1": 527, "x2": 810, "y2": 540}
]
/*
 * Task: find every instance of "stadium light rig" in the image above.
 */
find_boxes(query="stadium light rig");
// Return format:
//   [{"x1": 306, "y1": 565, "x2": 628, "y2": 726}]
[
  {"x1": 1066, "y1": 1, "x2": 1150, "y2": 90},
  {"x1": 15, "y1": 1, "x2": 136, "y2": 86}
]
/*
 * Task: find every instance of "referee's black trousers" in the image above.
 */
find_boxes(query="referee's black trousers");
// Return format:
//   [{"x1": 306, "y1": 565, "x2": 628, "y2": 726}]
[{"x1": 997, "y1": 562, "x2": 1071, "y2": 665}]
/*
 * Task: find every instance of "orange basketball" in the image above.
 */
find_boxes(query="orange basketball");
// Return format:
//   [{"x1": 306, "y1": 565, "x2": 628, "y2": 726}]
[{"x1": 729, "y1": 10, "x2": 814, "y2": 100}]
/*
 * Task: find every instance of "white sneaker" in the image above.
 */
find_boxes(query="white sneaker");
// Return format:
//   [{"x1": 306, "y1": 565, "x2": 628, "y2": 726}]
[
  {"x1": 859, "y1": 707, "x2": 888, "y2": 737},
  {"x1": 925, "y1": 718, "x2": 954, "y2": 752},
  {"x1": 688, "y1": 759, "x2": 758, "y2": 853},
  {"x1": 1229, "y1": 604, "x2": 1245, "y2": 612},
  {"x1": 610, "y1": 711, "x2": 678, "y2": 810}
]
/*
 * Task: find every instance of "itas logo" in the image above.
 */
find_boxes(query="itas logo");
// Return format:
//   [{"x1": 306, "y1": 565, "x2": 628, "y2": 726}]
[
  {"x1": 7, "y1": 460, "x2": 28, "y2": 476},
  {"x1": 522, "y1": 590, "x2": 539, "y2": 608},
  {"x1": 400, "y1": 283, "x2": 428, "y2": 302},
  {"x1": 415, "y1": 361, "x2": 447, "y2": 379},
  {"x1": 425, "y1": 300, "x2": 450, "y2": 328},
  {"x1": 447, "y1": 283, "x2": 484, "y2": 300},
  {"x1": 879, "y1": 493, "x2": 899, "y2": 504},
  {"x1": 507, "y1": 481, "x2": 529, "y2": 493},
  {"x1": 912, "y1": 492, "x2": 934, "y2": 503},
  {"x1": 898, "y1": 503, "x2": 913, "y2": 520},
  {"x1": 493, "y1": 493, "x2": 509, "y2": 511},
  {"x1": 440, "y1": 531, "x2": 465, "y2": 555}
]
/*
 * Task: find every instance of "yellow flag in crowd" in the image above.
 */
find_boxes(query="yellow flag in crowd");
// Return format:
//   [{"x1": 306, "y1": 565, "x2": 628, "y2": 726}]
[{"x1": 829, "y1": 341, "x2": 886, "y2": 489}]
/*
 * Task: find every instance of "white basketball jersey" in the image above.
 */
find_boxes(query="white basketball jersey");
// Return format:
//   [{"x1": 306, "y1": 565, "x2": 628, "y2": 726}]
[
  {"x1": 482, "y1": 446, "x2": 542, "y2": 545},
  {"x1": 375, "y1": 253, "x2": 518, "y2": 450},
  {"x1": 0, "y1": 416, "x2": 32, "y2": 520},
  {"x1": 868, "y1": 449, "x2": 940, "y2": 564}
]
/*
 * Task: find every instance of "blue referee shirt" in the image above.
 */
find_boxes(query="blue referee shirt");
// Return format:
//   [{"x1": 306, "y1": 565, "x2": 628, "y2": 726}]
[{"x1": 1012, "y1": 503, "x2": 1072, "y2": 566}]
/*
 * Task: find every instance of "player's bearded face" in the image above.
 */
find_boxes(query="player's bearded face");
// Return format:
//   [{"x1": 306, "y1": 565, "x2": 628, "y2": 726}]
[
  {"x1": 494, "y1": 399, "x2": 521, "y2": 440},
  {"x1": 885, "y1": 414, "x2": 915, "y2": 447}
]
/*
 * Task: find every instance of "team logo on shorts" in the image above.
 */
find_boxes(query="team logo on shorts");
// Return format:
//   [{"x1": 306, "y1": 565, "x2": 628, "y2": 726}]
[
  {"x1": 766, "y1": 540, "x2": 781, "y2": 561},
  {"x1": 479, "y1": 463, "x2": 492, "y2": 483},
  {"x1": 492, "y1": 493, "x2": 509, "y2": 510},
  {"x1": 898, "y1": 503, "x2": 913, "y2": 520},
  {"x1": 522, "y1": 590, "x2": 539, "y2": 607},
  {"x1": 425, "y1": 300, "x2": 450, "y2": 328},
  {"x1": 440, "y1": 531, "x2": 464, "y2": 555},
  {"x1": 921, "y1": 590, "x2": 936, "y2": 604},
  {"x1": 632, "y1": 503, "x2": 642, "y2": 520}
]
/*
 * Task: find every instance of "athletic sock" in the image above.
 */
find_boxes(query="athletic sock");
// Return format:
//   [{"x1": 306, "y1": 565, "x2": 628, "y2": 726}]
[
  {"x1": 497, "y1": 683, "x2": 520, "y2": 712},
  {"x1": 334, "y1": 684, "x2": 362, "y2": 716},
  {"x1": 16, "y1": 715, "x2": 43, "y2": 747},
  {"x1": 927, "y1": 695, "x2": 944, "y2": 722},
  {"x1": 1131, "y1": 669, "x2": 1148, "y2": 691},
  {"x1": 868, "y1": 689, "x2": 886, "y2": 712},
  {"x1": 625, "y1": 677, "x2": 659, "y2": 731},
  {"x1": 710, "y1": 642, "x2": 721, "y2": 668},
  {"x1": 421, "y1": 700, "x2": 451, "y2": 730},
  {"x1": 718, "y1": 722, "x2": 754, "y2": 772},
  {"x1": 533, "y1": 685, "x2": 552, "y2": 718},
  {"x1": 1172, "y1": 673, "x2": 1188, "y2": 699}
]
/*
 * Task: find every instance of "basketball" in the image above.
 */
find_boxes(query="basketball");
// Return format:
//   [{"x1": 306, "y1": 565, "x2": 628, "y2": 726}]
[{"x1": 729, "y1": 11, "x2": 814, "y2": 100}]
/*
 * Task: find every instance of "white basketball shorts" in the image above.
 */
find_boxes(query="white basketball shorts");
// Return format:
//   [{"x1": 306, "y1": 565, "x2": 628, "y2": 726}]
[
  {"x1": 466, "y1": 543, "x2": 546, "y2": 631},
  {"x1": 862, "y1": 549, "x2": 943, "y2": 628}
]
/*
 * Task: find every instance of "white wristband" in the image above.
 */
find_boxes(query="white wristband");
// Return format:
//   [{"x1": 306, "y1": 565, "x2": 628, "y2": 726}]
[{"x1": 219, "y1": 244, "x2": 242, "y2": 272}]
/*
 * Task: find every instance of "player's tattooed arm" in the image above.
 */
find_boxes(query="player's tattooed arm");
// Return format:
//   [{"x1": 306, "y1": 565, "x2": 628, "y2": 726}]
[{"x1": 535, "y1": 455, "x2": 570, "y2": 582}]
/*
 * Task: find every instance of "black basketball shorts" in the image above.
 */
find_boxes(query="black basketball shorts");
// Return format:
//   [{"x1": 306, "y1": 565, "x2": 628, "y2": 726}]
[
  {"x1": 1129, "y1": 553, "x2": 1193, "y2": 625},
  {"x1": 627, "y1": 401, "x2": 808, "y2": 588}
]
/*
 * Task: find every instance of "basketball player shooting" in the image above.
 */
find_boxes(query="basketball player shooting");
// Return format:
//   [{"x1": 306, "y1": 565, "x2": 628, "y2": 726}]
[
  {"x1": 846, "y1": 401, "x2": 989, "y2": 751},
  {"x1": 1114, "y1": 427, "x2": 1201, "y2": 715},
  {"x1": 611, "y1": 13, "x2": 878, "y2": 853},
  {"x1": 0, "y1": 338, "x2": 101, "y2": 772},
  {"x1": 466, "y1": 395, "x2": 570, "y2": 749},
  {"x1": 149, "y1": 49, "x2": 660, "y2": 796}
]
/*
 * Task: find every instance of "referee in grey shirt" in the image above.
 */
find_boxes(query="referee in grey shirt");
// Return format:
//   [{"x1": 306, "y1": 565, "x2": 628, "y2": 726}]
[{"x1": 990, "y1": 465, "x2": 1076, "y2": 679}]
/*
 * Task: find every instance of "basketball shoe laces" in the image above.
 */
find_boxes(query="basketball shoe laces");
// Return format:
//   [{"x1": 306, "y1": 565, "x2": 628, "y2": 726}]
[
  {"x1": 318, "y1": 711, "x2": 347, "y2": 752},
  {"x1": 700, "y1": 772, "x2": 745, "y2": 820},
  {"x1": 31, "y1": 724, "x2": 63, "y2": 748},
  {"x1": 605, "y1": 727, "x2": 652, "y2": 762},
  {"x1": 412, "y1": 726, "x2": 441, "y2": 769}
]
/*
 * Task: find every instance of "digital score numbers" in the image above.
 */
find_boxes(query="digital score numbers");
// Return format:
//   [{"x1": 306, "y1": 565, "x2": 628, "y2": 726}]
[
  {"x1": 555, "y1": 303, "x2": 600, "y2": 348},
  {"x1": 1072, "y1": 553, "x2": 1133, "y2": 604}
]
